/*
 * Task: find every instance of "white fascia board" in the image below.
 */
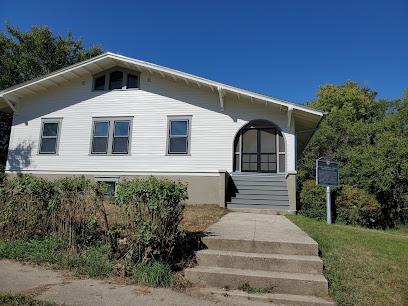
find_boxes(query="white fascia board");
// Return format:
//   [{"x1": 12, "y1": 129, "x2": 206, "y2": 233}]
[
  {"x1": 0, "y1": 53, "x2": 110, "y2": 97},
  {"x1": 107, "y1": 53, "x2": 325, "y2": 117}
]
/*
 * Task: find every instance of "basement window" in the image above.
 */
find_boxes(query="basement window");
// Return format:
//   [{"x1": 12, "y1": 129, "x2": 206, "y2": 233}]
[{"x1": 95, "y1": 177, "x2": 119, "y2": 196}]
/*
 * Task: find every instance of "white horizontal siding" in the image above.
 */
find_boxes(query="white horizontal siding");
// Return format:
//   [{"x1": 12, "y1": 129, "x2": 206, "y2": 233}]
[{"x1": 6, "y1": 73, "x2": 296, "y2": 174}]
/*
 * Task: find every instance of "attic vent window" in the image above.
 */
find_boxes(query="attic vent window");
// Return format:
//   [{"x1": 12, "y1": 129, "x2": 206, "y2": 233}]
[{"x1": 92, "y1": 67, "x2": 140, "y2": 91}]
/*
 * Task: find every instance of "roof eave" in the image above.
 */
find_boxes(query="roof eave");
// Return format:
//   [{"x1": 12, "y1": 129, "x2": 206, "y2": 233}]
[{"x1": 0, "y1": 52, "x2": 325, "y2": 118}]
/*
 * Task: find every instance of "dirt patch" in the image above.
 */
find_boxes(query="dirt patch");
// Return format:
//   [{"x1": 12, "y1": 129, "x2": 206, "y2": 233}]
[
  {"x1": 21, "y1": 281, "x2": 71, "y2": 298},
  {"x1": 103, "y1": 203, "x2": 228, "y2": 236},
  {"x1": 132, "y1": 287, "x2": 151, "y2": 296},
  {"x1": 180, "y1": 204, "x2": 229, "y2": 232}
]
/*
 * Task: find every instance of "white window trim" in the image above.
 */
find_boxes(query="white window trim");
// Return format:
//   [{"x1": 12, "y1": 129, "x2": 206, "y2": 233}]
[
  {"x1": 38, "y1": 118, "x2": 63, "y2": 155},
  {"x1": 89, "y1": 117, "x2": 133, "y2": 155},
  {"x1": 92, "y1": 66, "x2": 141, "y2": 91},
  {"x1": 166, "y1": 115, "x2": 192, "y2": 155},
  {"x1": 94, "y1": 177, "x2": 119, "y2": 197}
]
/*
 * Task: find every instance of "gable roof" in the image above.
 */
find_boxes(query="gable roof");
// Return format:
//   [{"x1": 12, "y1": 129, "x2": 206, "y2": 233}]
[
  {"x1": 0, "y1": 52, "x2": 325, "y2": 153},
  {"x1": 1, "y1": 53, "x2": 322, "y2": 110}
]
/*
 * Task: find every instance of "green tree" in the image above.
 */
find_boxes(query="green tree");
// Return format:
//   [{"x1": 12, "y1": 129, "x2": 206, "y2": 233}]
[
  {"x1": 298, "y1": 81, "x2": 408, "y2": 227},
  {"x1": 0, "y1": 23, "x2": 103, "y2": 168},
  {"x1": 0, "y1": 22, "x2": 103, "y2": 90}
]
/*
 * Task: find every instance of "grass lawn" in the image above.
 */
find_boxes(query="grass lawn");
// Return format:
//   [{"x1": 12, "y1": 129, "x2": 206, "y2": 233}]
[{"x1": 287, "y1": 215, "x2": 408, "y2": 306}]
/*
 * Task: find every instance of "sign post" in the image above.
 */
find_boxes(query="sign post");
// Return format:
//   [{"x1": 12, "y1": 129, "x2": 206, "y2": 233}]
[{"x1": 316, "y1": 157, "x2": 339, "y2": 224}]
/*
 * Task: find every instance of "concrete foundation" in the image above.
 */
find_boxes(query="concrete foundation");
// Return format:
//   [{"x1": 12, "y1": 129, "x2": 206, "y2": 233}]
[
  {"x1": 6, "y1": 171, "x2": 297, "y2": 210},
  {"x1": 5, "y1": 172, "x2": 222, "y2": 205}
]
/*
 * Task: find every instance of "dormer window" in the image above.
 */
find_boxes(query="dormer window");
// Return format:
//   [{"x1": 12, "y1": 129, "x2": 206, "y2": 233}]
[
  {"x1": 94, "y1": 76, "x2": 105, "y2": 90},
  {"x1": 93, "y1": 67, "x2": 140, "y2": 91},
  {"x1": 127, "y1": 74, "x2": 139, "y2": 89},
  {"x1": 109, "y1": 71, "x2": 123, "y2": 89}
]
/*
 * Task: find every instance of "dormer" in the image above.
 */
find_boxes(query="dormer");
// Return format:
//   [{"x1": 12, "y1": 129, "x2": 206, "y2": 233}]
[{"x1": 92, "y1": 66, "x2": 141, "y2": 91}]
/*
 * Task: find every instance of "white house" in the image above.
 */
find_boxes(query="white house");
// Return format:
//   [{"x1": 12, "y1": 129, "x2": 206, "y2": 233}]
[{"x1": 0, "y1": 53, "x2": 324, "y2": 212}]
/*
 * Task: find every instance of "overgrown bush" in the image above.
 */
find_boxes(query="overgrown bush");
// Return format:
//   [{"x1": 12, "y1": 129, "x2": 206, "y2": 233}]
[
  {"x1": 0, "y1": 165, "x2": 5, "y2": 186},
  {"x1": 335, "y1": 185, "x2": 381, "y2": 228},
  {"x1": 0, "y1": 175, "x2": 112, "y2": 251},
  {"x1": 115, "y1": 177, "x2": 188, "y2": 265},
  {"x1": 298, "y1": 180, "x2": 327, "y2": 220},
  {"x1": 299, "y1": 180, "x2": 382, "y2": 228},
  {"x1": 0, "y1": 175, "x2": 59, "y2": 239}
]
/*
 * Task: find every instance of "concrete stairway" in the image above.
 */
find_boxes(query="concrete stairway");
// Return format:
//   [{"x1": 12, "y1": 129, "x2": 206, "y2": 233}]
[
  {"x1": 227, "y1": 173, "x2": 290, "y2": 210},
  {"x1": 185, "y1": 213, "x2": 334, "y2": 305}
]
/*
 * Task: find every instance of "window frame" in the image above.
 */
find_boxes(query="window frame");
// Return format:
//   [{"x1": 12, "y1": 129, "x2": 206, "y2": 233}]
[
  {"x1": 92, "y1": 67, "x2": 141, "y2": 91},
  {"x1": 166, "y1": 116, "x2": 192, "y2": 155},
  {"x1": 90, "y1": 117, "x2": 133, "y2": 155},
  {"x1": 38, "y1": 118, "x2": 63, "y2": 155},
  {"x1": 94, "y1": 177, "x2": 119, "y2": 197}
]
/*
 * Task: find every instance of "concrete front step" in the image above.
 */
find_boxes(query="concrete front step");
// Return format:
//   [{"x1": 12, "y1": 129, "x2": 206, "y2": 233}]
[
  {"x1": 185, "y1": 266, "x2": 328, "y2": 296},
  {"x1": 200, "y1": 288, "x2": 335, "y2": 306},
  {"x1": 201, "y1": 237, "x2": 318, "y2": 256},
  {"x1": 196, "y1": 249, "x2": 323, "y2": 274}
]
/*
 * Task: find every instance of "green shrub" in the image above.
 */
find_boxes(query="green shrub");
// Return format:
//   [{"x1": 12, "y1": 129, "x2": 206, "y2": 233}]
[
  {"x1": 0, "y1": 175, "x2": 59, "y2": 239},
  {"x1": 335, "y1": 185, "x2": 381, "y2": 227},
  {"x1": 0, "y1": 165, "x2": 5, "y2": 186},
  {"x1": 131, "y1": 261, "x2": 175, "y2": 287},
  {"x1": 115, "y1": 177, "x2": 188, "y2": 265},
  {"x1": 299, "y1": 180, "x2": 327, "y2": 220},
  {"x1": 0, "y1": 175, "x2": 112, "y2": 251}
]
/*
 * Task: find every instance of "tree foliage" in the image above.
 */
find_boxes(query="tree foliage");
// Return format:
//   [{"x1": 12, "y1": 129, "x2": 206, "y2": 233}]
[
  {"x1": 0, "y1": 23, "x2": 103, "y2": 167},
  {"x1": 0, "y1": 22, "x2": 103, "y2": 90},
  {"x1": 298, "y1": 81, "x2": 408, "y2": 227}
]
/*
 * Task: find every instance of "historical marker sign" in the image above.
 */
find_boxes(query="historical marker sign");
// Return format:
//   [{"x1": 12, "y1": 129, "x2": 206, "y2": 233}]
[
  {"x1": 316, "y1": 157, "x2": 339, "y2": 187},
  {"x1": 316, "y1": 156, "x2": 339, "y2": 224}
]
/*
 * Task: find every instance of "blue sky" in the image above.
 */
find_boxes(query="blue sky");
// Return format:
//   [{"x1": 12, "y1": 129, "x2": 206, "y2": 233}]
[{"x1": 2, "y1": 0, "x2": 407, "y2": 104}]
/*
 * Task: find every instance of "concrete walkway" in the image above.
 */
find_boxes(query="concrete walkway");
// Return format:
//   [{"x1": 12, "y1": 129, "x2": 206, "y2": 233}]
[
  {"x1": 0, "y1": 212, "x2": 332, "y2": 305},
  {"x1": 0, "y1": 259, "x2": 269, "y2": 306},
  {"x1": 202, "y1": 212, "x2": 318, "y2": 247}
]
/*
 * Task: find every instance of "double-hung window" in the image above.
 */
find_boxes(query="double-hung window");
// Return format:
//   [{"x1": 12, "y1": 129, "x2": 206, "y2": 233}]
[
  {"x1": 167, "y1": 116, "x2": 191, "y2": 154},
  {"x1": 39, "y1": 119, "x2": 62, "y2": 154},
  {"x1": 91, "y1": 117, "x2": 132, "y2": 155}
]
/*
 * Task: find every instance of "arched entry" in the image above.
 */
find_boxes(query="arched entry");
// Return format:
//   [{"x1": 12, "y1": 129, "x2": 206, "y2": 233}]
[{"x1": 233, "y1": 120, "x2": 286, "y2": 173}]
